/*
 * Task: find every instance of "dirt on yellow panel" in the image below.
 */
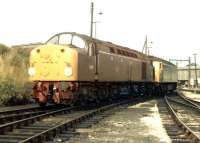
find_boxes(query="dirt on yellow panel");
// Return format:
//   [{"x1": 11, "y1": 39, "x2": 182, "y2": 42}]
[{"x1": 29, "y1": 44, "x2": 78, "y2": 81}]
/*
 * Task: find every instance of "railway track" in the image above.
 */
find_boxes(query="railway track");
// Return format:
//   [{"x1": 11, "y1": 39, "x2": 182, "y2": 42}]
[
  {"x1": 1, "y1": 94, "x2": 198, "y2": 143},
  {"x1": 167, "y1": 93, "x2": 200, "y2": 108},
  {"x1": 164, "y1": 93, "x2": 200, "y2": 143},
  {"x1": 0, "y1": 98, "x2": 138, "y2": 143},
  {"x1": 46, "y1": 106, "x2": 120, "y2": 143},
  {"x1": 178, "y1": 91, "x2": 200, "y2": 107},
  {"x1": 158, "y1": 98, "x2": 192, "y2": 143},
  {"x1": 0, "y1": 104, "x2": 61, "y2": 117},
  {"x1": 180, "y1": 88, "x2": 200, "y2": 94},
  {"x1": 0, "y1": 104, "x2": 65, "y2": 125},
  {"x1": 0, "y1": 105, "x2": 75, "y2": 143},
  {"x1": 0, "y1": 104, "x2": 41, "y2": 115}
]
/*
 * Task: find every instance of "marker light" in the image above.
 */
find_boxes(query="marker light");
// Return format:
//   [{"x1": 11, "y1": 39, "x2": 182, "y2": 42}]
[
  {"x1": 64, "y1": 67, "x2": 72, "y2": 77},
  {"x1": 28, "y1": 67, "x2": 36, "y2": 76}
]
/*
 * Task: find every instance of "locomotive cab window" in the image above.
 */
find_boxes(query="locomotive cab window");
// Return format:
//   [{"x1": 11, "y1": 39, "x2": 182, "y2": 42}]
[
  {"x1": 59, "y1": 34, "x2": 72, "y2": 45},
  {"x1": 72, "y1": 36, "x2": 85, "y2": 49},
  {"x1": 47, "y1": 36, "x2": 59, "y2": 44}
]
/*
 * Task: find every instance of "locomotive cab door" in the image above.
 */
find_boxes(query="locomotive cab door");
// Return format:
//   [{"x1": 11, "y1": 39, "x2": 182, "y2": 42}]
[{"x1": 88, "y1": 42, "x2": 98, "y2": 80}]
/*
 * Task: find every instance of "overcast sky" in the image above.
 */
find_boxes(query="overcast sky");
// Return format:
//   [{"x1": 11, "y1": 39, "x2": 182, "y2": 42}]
[{"x1": 0, "y1": 0, "x2": 199, "y2": 65}]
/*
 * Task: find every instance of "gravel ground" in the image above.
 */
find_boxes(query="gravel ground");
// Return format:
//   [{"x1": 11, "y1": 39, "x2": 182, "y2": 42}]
[{"x1": 66, "y1": 99, "x2": 171, "y2": 143}]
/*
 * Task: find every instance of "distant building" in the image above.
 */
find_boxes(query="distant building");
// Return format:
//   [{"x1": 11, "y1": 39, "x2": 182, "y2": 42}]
[
  {"x1": 12, "y1": 42, "x2": 44, "y2": 49},
  {"x1": 178, "y1": 63, "x2": 200, "y2": 87}
]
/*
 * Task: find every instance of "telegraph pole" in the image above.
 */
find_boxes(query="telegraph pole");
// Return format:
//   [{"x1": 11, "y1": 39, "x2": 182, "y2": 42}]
[
  {"x1": 142, "y1": 35, "x2": 147, "y2": 55},
  {"x1": 145, "y1": 35, "x2": 147, "y2": 55},
  {"x1": 188, "y1": 57, "x2": 191, "y2": 87},
  {"x1": 193, "y1": 53, "x2": 198, "y2": 87},
  {"x1": 90, "y1": 2, "x2": 94, "y2": 38},
  {"x1": 142, "y1": 35, "x2": 152, "y2": 56}
]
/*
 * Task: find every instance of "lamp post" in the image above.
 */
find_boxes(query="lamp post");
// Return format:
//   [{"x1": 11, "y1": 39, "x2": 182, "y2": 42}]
[
  {"x1": 188, "y1": 57, "x2": 191, "y2": 88},
  {"x1": 90, "y1": 2, "x2": 94, "y2": 38},
  {"x1": 193, "y1": 53, "x2": 198, "y2": 88},
  {"x1": 93, "y1": 21, "x2": 100, "y2": 38},
  {"x1": 90, "y1": 2, "x2": 103, "y2": 38}
]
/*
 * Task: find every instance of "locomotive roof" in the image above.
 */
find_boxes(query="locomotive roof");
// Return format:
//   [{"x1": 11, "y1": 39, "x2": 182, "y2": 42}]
[
  {"x1": 46, "y1": 32, "x2": 175, "y2": 66},
  {"x1": 148, "y1": 55, "x2": 176, "y2": 66},
  {"x1": 46, "y1": 32, "x2": 147, "y2": 57}
]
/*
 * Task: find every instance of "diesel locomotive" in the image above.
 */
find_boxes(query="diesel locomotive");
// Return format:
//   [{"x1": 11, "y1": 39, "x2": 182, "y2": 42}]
[{"x1": 28, "y1": 32, "x2": 177, "y2": 106}]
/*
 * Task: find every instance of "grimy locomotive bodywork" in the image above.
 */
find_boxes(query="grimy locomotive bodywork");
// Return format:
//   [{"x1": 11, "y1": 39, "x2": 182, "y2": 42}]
[{"x1": 28, "y1": 32, "x2": 177, "y2": 105}]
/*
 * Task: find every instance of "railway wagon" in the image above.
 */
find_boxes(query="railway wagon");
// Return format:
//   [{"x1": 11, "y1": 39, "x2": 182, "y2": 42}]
[
  {"x1": 28, "y1": 32, "x2": 177, "y2": 106},
  {"x1": 150, "y1": 56, "x2": 177, "y2": 92}
]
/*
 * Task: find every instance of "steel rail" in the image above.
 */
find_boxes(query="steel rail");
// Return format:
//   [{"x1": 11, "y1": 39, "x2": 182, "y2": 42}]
[
  {"x1": 167, "y1": 95, "x2": 200, "y2": 110},
  {"x1": 178, "y1": 91, "x2": 200, "y2": 108},
  {"x1": 0, "y1": 104, "x2": 65, "y2": 125},
  {"x1": 0, "y1": 104, "x2": 59, "y2": 116},
  {"x1": 0, "y1": 110, "x2": 46, "y2": 125},
  {"x1": 165, "y1": 96, "x2": 200, "y2": 142},
  {"x1": 179, "y1": 88, "x2": 200, "y2": 94},
  {"x1": 0, "y1": 105, "x2": 40, "y2": 115}
]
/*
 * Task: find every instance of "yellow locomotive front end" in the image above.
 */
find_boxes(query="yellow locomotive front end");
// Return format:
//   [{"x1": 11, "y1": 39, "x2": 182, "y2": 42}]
[
  {"x1": 29, "y1": 44, "x2": 78, "y2": 105},
  {"x1": 29, "y1": 44, "x2": 78, "y2": 81}
]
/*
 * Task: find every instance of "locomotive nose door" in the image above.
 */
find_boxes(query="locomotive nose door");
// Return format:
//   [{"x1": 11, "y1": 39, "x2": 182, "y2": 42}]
[{"x1": 38, "y1": 48, "x2": 60, "y2": 80}]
